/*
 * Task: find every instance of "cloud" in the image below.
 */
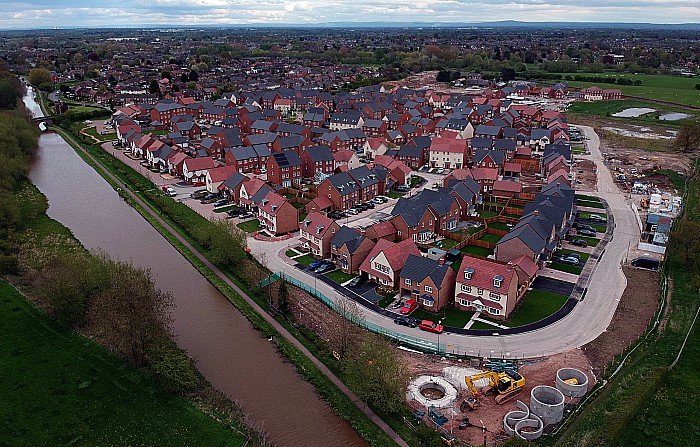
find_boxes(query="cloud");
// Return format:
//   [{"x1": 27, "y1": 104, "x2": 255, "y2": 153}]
[{"x1": 1, "y1": 0, "x2": 699, "y2": 28}]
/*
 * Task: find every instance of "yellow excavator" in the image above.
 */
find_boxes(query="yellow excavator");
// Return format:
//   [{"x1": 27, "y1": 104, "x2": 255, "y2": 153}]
[{"x1": 463, "y1": 370, "x2": 526, "y2": 408}]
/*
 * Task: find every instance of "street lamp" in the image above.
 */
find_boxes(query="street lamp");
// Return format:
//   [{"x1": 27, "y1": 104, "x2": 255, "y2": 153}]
[{"x1": 436, "y1": 318, "x2": 444, "y2": 355}]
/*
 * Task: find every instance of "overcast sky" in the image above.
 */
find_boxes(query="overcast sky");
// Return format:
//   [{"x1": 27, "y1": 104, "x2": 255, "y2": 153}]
[{"x1": 2, "y1": 0, "x2": 699, "y2": 29}]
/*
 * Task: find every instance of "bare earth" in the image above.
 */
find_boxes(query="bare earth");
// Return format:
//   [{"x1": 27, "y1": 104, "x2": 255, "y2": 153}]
[{"x1": 575, "y1": 159, "x2": 598, "y2": 191}]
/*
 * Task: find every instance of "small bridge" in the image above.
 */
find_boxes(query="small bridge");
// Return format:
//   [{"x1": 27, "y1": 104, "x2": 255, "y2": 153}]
[{"x1": 31, "y1": 116, "x2": 53, "y2": 124}]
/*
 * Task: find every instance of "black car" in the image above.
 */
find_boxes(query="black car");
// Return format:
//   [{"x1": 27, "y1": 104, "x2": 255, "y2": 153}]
[
  {"x1": 365, "y1": 201, "x2": 375, "y2": 209},
  {"x1": 578, "y1": 228, "x2": 596, "y2": 237},
  {"x1": 632, "y1": 257, "x2": 659, "y2": 270},
  {"x1": 358, "y1": 203, "x2": 369, "y2": 211},
  {"x1": 313, "y1": 260, "x2": 335, "y2": 273},
  {"x1": 570, "y1": 239, "x2": 588, "y2": 247},
  {"x1": 393, "y1": 316, "x2": 418, "y2": 328},
  {"x1": 226, "y1": 208, "x2": 240, "y2": 217},
  {"x1": 347, "y1": 276, "x2": 366, "y2": 287}
]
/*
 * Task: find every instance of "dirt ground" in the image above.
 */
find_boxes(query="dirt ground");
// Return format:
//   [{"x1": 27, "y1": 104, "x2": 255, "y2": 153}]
[
  {"x1": 575, "y1": 159, "x2": 598, "y2": 191},
  {"x1": 279, "y1": 264, "x2": 659, "y2": 445},
  {"x1": 581, "y1": 267, "x2": 661, "y2": 376}
]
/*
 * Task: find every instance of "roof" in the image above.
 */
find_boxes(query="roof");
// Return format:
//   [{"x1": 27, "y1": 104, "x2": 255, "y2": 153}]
[
  {"x1": 257, "y1": 191, "x2": 289, "y2": 217},
  {"x1": 271, "y1": 150, "x2": 302, "y2": 168},
  {"x1": 331, "y1": 226, "x2": 368, "y2": 254},
  {"x1": 366, "y1": 220, "x2": 397, "y2": 238},
  {"x1": 493, "y1": 180, "x2": 522, "y2": 193},
  {"x1": 208, "y1": 165, "x2": 238, "y2": 183},
  {"x1": 327, "y1": 172, "x2": 359, "y2": 196},
  {"x1": 497, "y1": 225, "x2": 546, "y2": 255},
  {"x1": 456, "y1": 256, "x2": 516, "y2": 294},
  {"x1": 510, "y1": 255, "x2": 540, "y2": 279},
  {"x1": 299, "y1": 212, "x2": 336, "y2": 238},
  {"x1": 391, "y1": 189, "x2": 456, "y2": 227},
  {"x1": 304, "y1": 145, "x2": 334, "y2": 162},
  {"x1": 360, "y1": 238, "x2": 421, "y2": 274},
  {"x1": 184, "y1": 156, "x2": 217, "y2": 171},
  {"x1": 222, "y1": 171, "x2": 248, "y2": 190},
  {"x1": 430, "y1": 138, "x2": 468, "y2": 154},
  {"x1": 400, "y1": 254, "x2": 452, "y2": 286}
]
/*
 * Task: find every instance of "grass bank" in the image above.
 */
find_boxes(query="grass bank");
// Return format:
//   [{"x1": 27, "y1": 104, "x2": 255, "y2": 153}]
[{"x1": 0, "y1": 281, "x2": 246, "y2": 447}]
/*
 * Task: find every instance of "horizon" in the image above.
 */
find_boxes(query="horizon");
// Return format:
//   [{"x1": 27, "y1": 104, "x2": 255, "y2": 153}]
[{"x1": 2, "y1": 0, "x2": 700, "y2": 30}]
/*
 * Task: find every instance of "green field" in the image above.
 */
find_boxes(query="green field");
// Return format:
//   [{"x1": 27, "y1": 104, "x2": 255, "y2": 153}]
[
  {"x1": 0, "y1": 281, "x2": 244, "y2": 447},
  {"x1": 488, "y1": 222, "x2": 511, "y2": 232},
  {"x1": 560, "y1": 72, "x2": 700, "y2": 107},
  {"x1": 430, "y1": 238, "x2": 458, "y2": 250},
  {"x1": 478, "y1": 210, "x2": 500, "y2": 219},
  {"x1": 479, "y1": 234, "x2": 503, "y2": 243},
  {"x1": 577, "y1": 200, "x2": 606, "y2": 209},
  {"x1": 575, "y1": 194, "x2": 601, "y2": 202}
]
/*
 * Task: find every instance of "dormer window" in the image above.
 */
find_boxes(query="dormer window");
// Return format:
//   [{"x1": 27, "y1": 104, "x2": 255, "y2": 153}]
[
  {"x1": 493, "y1": 274, "x2": 503, "y2": 288},
  {"x1": 464, "y1": 267, "x2": 474, "y2": 280},
  {"x1": 316, "y1": 225, "x2": 324, "y2": 234}
]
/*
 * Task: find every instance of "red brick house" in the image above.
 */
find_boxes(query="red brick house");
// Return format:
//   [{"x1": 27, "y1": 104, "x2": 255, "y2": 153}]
[
  {"x1": 359, "y1": 239, "x2": 421, "y2": 289},
  {"x1": 256, "y1": 191, "x2": 298, "y2": 235},
  {"x1": 298, "y1": 212, "x2": 341, "y2": 258},
  {"x1": 266, "y1": 150, "x2": 302, "y2": 187},
  {"x1": 454, "y1": 256, "x2": 522, "y2": 320},
  {"x1": 330, "y1": 226, "x2": 376, "y2": 274},
  {"x1": 399, "y1": 254, "x2": 457, "y2": 311}
]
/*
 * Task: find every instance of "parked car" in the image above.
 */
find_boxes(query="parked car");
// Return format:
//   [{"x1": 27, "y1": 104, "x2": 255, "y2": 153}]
[
  {"x1": 372, "y1": 197, "x2": 384, "y2": 204},
  {"x1": 395, "y1": 185, "x2": 409, "y2": 192},
  {"x1": 165, "y1": 187, "x2": 177, "y2": 197},
  {"x1": 308, "y1": 260, "x2": 324, "y2": 270},
  {"x1": 418, "y1": 320, "x2": 444, "y2": 334},
  {"x1": 347, "y1": 207, "x2": 359, "y2": 215},
  {"x1": 377, "y1": 196, "x2": 389, "y2": 203},
  {"x1": 347, "y1": 276, "x2": 366, "y2": 288},
  {"x1": 436, "y1": 168, "x2": 445, "y2": 174},
  {"x1": 393, "y1": 316, "x2": 418, "y2": 328},
  {"x1": 557, "y1": 257, "x2": 580, "y2": 266},
  {"x1": 570, "y1": 239, "x2": 588, "y2": 248},
  {"x1": 357, "y1": 203, "x2": 368, "y2": 212},
  {"x1": 400, "y1": 299, "x2": 418, "y2": 315},
  {"x1": 578, "y1": 228, "x2": 596, "y2": 237},
  {"x1": 213, "y1": 198, "x2": 229, "y2": 207},
  {"x1": 313, "y1": 261, "x2": 335, "y2": 273},
  {"x1": 226, "y1": 208, "x2": 240, "y2": 218},
  {"x1": 238, "y1": 212, "x2": 254, "y2": 219},
  {"x1": 631, "y1": 257, "x2": 660, "y2": 270},
  {"x1": 588, "y1": 214, "x2": 607, "y2": 223},
  {"x1": 190, "y1": 189, "x2": 207, "y2": 199},
  {"x1": 365, "y1": 201, "x2": 375, "y2": 209},
  {"x1": 563, "y1": 252, "x2": 581, "y2": 261}
]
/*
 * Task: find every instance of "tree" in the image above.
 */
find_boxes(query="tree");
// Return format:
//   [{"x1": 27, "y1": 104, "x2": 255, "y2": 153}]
[
  {"x1": 328, "y1": 297, "x2": 363, "y2": 363},
  {"x1": 149, "y1": 79, "x2": 160, "y2": 95},
  {"x1": 344, "y1": 333, "x2": 410, "y2": 414},
  {"x1": 28, "y1": 68, "x2": 52, "y2": 88},
  {"x1": 87, "y1": 255, "x2": 174, "y2": 367},
  {"x1": 674, "y1": 123, "x2": 700, "y2": 153},
  {"x1": 669, "y1": 221, "x2": 700, "y2": 268},
  {"x1": 189, "y1": 69, "x2": 199, "y2": 82},
  {"x1": 501, "y1": 67, "x2": 516, "y2": 82},
  {"x1": 277, "y1": 279, "x2": 289, "y2": 313}
]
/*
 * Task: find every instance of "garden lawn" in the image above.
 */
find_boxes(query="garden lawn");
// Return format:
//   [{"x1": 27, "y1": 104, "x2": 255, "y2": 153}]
[
  {"x1": 460, "y1": 245, "x2": 494, "y2": 257},
  {"x1": 478, "y1": 210, "x2": 499, "y2": 219},
  {"x1": 377, "y1": 296, "x2": 394, "y2": 308},
  {"x1": 572, "y1": 236, "x2": 600, "y2": 247},
  {"x1": 578, "y1": 211, "x2": 606, "y2": 219},
  {"x1": 285, "y1": 249, "x2": 299, "y2": 258},
  {"x1": 0, "y1": 281, "x2": 244, "y2": 447},
  {"x1": 410, "y1": 308, "x2": 474, "y2": 328},
  {"x1": 575, "y1": 194, "x2": 601, "y2": 202},
  {"x1": 469, "y1": 321, "x2": 499, "y2": 330},
  {"x1": 236, "y1": 219, "x2": 261, "y2": 233},
  {"x1": 557, "y1": 249, "x2": 590, "y2": 261},
  {"x1": 431, "y1": 238, "x2": 458, "y2": 250},
  {"x1": 590, "y1": 224, "x2": 607, "y2": 233},
  {"x1": 501, "y1": 289, "x2": 569, "y2": 327},
  {"x1": 387, "y1": 191, "x2": 406, "y2": 199},
  {"x1": 325, "y1": 270, "x2": 354, "y2": 284},
  {"x1": 488, "y1": 222, "x2": 511, "y2": 232},
  {"x1": 576, "y1": 200, "x2": 606, "y2": 209},
  {"x1": 294, "y1": 254, "x2": 316, "y2": 267},
  {"x1": 549, "y1": 261, "x2": 584, "y2": 275},
  {"x1": 479, "y1": 234, "x2": 502, "y2": 243}
]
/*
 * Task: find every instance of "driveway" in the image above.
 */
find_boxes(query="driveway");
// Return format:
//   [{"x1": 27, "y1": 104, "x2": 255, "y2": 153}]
[{"x1": 531, "y1": 277, "x2": 576, "y2": 296}]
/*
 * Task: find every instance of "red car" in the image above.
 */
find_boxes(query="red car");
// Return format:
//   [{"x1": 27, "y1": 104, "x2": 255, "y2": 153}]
[
  {"x1": 419, "y1": 320, "x2": 444, "y2": 334},
  {"x1": 400, "y1": 299, "x2": 417, "y2": 315}
]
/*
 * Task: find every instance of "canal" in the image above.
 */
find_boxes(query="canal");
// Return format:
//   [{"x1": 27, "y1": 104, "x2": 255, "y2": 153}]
[{"x1": 25, "y1": 88, "x2": 367, "y2": 447}]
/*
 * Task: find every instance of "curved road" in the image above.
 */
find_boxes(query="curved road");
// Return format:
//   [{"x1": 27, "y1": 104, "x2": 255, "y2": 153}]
[{"x1": 249, "y1": 125, "x2": 640, "y2": 359}]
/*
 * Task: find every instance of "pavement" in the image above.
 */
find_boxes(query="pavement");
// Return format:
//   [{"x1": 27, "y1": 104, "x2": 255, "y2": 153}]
[{"x1": 248, "y1": 125, "x2": 643, "y2": 359}]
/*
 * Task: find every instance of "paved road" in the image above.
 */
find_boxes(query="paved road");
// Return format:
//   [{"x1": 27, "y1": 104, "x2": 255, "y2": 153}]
[{"x1": 249, "y1": 125, "x2": 642, "y2": 359}]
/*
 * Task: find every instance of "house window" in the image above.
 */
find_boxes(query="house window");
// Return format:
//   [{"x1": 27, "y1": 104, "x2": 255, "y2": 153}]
[
  {"x1": 405, "y1": 278, "x2": 411, "y2": 286},
  {"x1": 460, "y1": 298, "x2": 471, "y2": 307},
  {"x1": 424, "y1": 285, "x2": 432, "y2": 293},
  {"x1": 489, "y1": 292, "x2": 500, "y2": 300},
  {"x1": 477, "y1": 288, "x2": 483, "y2": 295},
  {"x1": 423, "y1": 298, "x2": 434, "y2": 307},
  {"x1": 461, "y1": 284, "x2": 471, "y2": 293}
]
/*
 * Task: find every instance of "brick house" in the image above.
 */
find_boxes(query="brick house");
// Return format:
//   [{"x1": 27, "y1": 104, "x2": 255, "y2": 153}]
[
  {"x1": 266, "y1": 150, "x2": 302, "y2": 187},
  {"x1": 359, "y1": 238, "x2": 421, "y2": 289},
  {"x1": 330, "y1": 226, "x2": 376, "y2": 274},
  {"x1": 298, "y1": 212, "x2": 341, "y2": 258},
  {"x1": 300, "y1": 145, "x2": 335, "y2": 179},
  {"x1": 454, "y1": 257, "x2": 521, "y2": 320},
  {"x1": 182, "y1": 156, "x2": 218, "y2": 185},
  {"x1": 319, "y1": 172, "x2": 360, "y2": 211},
  {"x1": 255, "y1": 190, "x2": 298, "y2": 235},
  {"x1": 399, "y1": 254, "x2": 456, "y2": 311}
]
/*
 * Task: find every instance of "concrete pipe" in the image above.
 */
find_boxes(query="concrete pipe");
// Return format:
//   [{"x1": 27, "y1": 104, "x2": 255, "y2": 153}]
[
  {"x1": 530, "y1": 385, "x2": 565, "y2": 426},
  {"x1": 514, "y1": 414, "x2": 544, "y2": 441},
  {"x1": 556, "y1": 367, "x2": 589, "y2": 398},
  {"x1": 503, "y1": 400, "x2": 530, "y2": 436},
  {"x1": 406, "y1": 375, "x2": 458, "y2": 409}
]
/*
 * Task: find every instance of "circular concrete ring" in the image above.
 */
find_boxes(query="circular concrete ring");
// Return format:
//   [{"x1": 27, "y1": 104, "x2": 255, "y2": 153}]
[
  {"x1": 503, "y1": 400, "x2": 530, "y2": 436},
  {"x1": 514, "y1": 414, "x2": 544, "y2": 441},
  {"x1": 530, "y1": 385, "x2": 565, "y2": 426},
  {"x1": 407, "y1": 375, "x2": 458, "y2": 409},
  {"x1": 556, "y1": 367, "x2": 589, "y2": 397}
]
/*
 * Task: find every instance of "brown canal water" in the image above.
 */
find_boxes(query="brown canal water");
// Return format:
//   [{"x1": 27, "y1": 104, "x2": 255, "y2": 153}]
[{"x1": 25, "y1": 92, "x2": 367, "y2": 447}]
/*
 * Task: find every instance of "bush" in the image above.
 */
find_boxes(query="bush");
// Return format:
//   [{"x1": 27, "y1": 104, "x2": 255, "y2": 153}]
[
  {"x1": 149, "y1": 340, "x2": 201, "y2": 395},
  {"x1": 0, "y1": 254, "x2": 19, "y2": 275}
]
